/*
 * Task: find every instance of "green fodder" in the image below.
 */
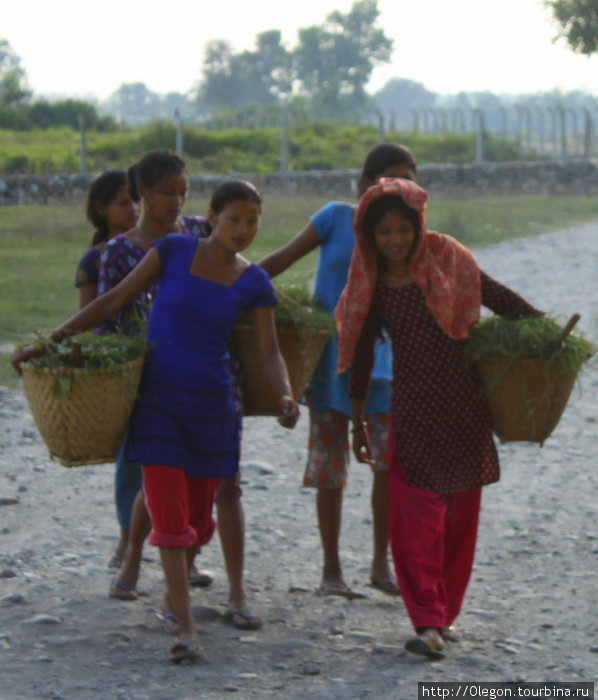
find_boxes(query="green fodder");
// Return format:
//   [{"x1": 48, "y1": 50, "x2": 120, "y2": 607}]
[
  {"x1": 237, "y1": 284, "x2": 336, "y2": 332},
  {"x1": 24, "y1": 328, "x2": 149, "y2": 371},
  {"x1": 464, "y1": 315, "x2": 596, "y2": 371}
]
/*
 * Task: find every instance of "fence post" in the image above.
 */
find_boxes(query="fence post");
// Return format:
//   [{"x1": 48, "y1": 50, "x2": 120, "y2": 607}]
[
  {"x1": 558, "y1": 104, "x2": 567, "y2": 161},
  {"x1": 279, "y1": 107, "x2": 288, "y2": 173},
  {"x1": 474, "y1": 109, "x2": 485, "y2": 163},
  {"x1": 372, "y1": 108, "x2": 385, "y2": 142},
  {"x1": 174, "y1": 109, "x2": 183, "y2": 156},
  {"x1": 411, "y1": 110, "x2": 420, "y2": 132},
  {"x1": 78, "y1": 114, "x2": 87, "y2": 174},
  {"x1": 583, "y1": 108, "x2": 593, "y2": 157}
]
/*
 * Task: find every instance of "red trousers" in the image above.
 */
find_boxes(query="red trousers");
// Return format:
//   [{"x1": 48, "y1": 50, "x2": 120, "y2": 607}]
[
  {"x1": 388, "y1": 430, "x2": 482, "y2": 631},
  {"x1": 143, "y1": 465, "x2": 220, "y2": 550}
]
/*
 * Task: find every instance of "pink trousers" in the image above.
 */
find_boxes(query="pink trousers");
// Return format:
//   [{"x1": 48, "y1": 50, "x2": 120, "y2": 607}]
[{"x1": 388, "y1": 430, "x2": 482, "y2": 631}]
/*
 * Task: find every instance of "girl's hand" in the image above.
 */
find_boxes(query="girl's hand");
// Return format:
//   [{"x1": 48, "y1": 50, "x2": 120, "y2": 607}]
[
  {"x1": 352, "y1": 424, "x2": 375, "y2": 466},
  {"x1": 277, "y1": 395, "x2": 299, "y2": 429},
  {"x1": 11, "y1": 344, "x2": 46, "y2": 375}
]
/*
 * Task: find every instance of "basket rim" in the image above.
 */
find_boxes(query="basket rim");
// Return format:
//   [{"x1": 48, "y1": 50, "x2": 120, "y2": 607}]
[
  {"x1": 20, "y1": 355, "x2": 145, "y2": 376},
  {"x1": 475, "y1": 357, "x2": 577, "y2": 368},
  {"x1": 233, "y1": 324, "x2": 331, "y2": 337}
]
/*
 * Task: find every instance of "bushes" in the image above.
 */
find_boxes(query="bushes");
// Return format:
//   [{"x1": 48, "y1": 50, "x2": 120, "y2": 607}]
[{"x1": 0, "y1": 120, "x2": 528, "y2": 175}]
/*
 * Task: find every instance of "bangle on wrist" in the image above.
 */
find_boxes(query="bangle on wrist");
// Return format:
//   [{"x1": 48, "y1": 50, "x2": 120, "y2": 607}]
[{"x1": 350, "y1": 421, "x2": 367, "y2": 434}]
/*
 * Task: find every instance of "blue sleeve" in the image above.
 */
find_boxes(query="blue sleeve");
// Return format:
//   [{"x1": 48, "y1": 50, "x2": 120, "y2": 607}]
[
  {"x1": 74, "y1": 247, "x2": 100, "y2": 288},
  {"x1": 152, "y1": 234, "x2": 175, "y2": 268},
  {"x1": 310, "y1": 202, "x2": 345, "y2": 243},
  {"x1": 245, "y1": 266, "x2": 278, "y2": 311}
]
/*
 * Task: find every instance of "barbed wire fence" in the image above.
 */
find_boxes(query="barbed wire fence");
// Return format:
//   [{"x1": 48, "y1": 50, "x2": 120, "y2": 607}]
[{"x1": 77, "y1": 103, "x2": 596, "y2": 174}]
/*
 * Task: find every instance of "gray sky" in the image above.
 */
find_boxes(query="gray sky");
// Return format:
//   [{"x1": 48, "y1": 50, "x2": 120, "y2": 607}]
[{"x1": 4, "y1": 0, "x2": 597, "y2": 100}]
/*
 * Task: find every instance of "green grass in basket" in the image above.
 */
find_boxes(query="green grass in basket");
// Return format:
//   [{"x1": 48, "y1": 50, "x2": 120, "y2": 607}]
[
  {"x1": 464, "y1": 315, "x2": 596, "y2": 371},
  {"x1": 237, "y1": 284, "x2": 337, "y2": 333},
  {"x1": 24, "y1": 329, "x2": 149, "y2": 370}
]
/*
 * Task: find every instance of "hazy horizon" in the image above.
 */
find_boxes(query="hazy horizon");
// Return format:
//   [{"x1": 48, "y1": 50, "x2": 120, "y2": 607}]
[{"x1": 4, "y1": 0, "x2": 598, "y2": 102}]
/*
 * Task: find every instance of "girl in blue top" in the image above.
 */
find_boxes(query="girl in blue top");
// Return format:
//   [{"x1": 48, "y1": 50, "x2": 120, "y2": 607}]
[
  {"x1": 13, "y1": 180, "x2": 299, "y2": 664},
  {"x1": 259, "y1": 144, "x2": 417, "y2": 599}
]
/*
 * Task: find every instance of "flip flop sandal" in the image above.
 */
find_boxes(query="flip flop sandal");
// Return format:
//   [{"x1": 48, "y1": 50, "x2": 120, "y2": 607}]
[
  {"x1": 109, "y1": 577, "x2": 137, "y2": 601},
  {"x1": 170, "y1": 639, "x2": 200, "y2": 664},
  {"x1": 188, "y1": 570, "x2": 214, "y2": 588},
  {"x1": 368, "y1": 579, "x2": 401, "y2": 596},
  {"x1": 155, "y1": 610, "x2": 178, "y2": 634},
  {"x1": 405, "y1": 634, "x2": 446, "y2": 660},
  {"x1": 317, "y1": 582, "x2": 366, "y2": 600},
  {"x1": 223, "y1": 609, "x2": 263, "y2": 631}
]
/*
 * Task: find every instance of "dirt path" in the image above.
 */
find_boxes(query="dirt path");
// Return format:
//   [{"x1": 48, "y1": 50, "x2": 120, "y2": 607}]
[{"x1": 1, "y1": 223, "x2": 597, "y2": 699}]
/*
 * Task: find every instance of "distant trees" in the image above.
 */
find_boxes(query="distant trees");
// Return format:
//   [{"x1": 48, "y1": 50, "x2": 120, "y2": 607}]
[
  {"x1": 195, "y1": 0, "x2": 392, "y2": 118},
  {"x1": 0, "y1": 38, "x2": 31, "y2": 105},
  {"x1": 199, "y1": 31, "x2": 292, "y2": 111},
  {"x1": 545, "y1": 0, "x2": 598, "y2": 54},
  {"x1": 373, "y1": 79, "x2": 437, "y2": 129},
  {"x1": 102, "y1": 83, "x2": 193, "y2": 124}
]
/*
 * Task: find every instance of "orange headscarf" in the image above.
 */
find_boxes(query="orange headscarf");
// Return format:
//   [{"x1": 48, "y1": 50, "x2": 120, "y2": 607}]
[{"x1": 335, "y1": 178, "x2": 481, "y2": 372}]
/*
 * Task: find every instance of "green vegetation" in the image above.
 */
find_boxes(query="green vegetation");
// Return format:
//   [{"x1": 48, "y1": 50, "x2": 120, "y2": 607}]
[
  {"x1": 0, "y1": 122, "x2": 527, "y2": 174},
  {"x1": 465, "y1": 315, "x2": 596, "y2": 370},
  {"x1": 238, "y1": 284, "x2": 337, "y2": 332},
  {"x1": 23, "y1": 329, "x2": 148, "y2": 371},
  {"x1": 2, "y1": 193, "x2": 598, "y2": 388}
]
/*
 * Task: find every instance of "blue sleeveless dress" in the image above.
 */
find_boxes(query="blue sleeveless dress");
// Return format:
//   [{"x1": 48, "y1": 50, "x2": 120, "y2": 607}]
[{"x1": 127, "y1": 234, "x2": 277, "y2": 478}]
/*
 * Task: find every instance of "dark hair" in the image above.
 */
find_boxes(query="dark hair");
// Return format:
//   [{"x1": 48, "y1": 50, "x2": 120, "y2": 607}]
[
  {"x1": 205, "y1": 180, "x2": 263, "y2": 233},
  {"x1": 86, "y1": 169, "x2": 129, "y2": 246},
  {"x1": 126, "y1": 163, "x2": 140, "y2": 203},
  {"x1": 128, "y1": 149, "x2": 187, "y2": 201},
  {"x1": 359, "y1": 144, "x2": 417, "y2": 194},
  {"x1": 362, "y1": 194, "x2": 420, "y2": 261}
]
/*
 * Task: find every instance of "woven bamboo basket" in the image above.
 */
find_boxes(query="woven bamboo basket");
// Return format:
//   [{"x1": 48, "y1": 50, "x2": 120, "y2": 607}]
[
  {"x1": 20, "y1": 357, "x2": 145, "y2": 467},
  {"x1": 231, "y1": 325, "x2": 330, "y2": 415},
  {"x1": 476, "y1": 358, "x2": 577, "y2": 445}
]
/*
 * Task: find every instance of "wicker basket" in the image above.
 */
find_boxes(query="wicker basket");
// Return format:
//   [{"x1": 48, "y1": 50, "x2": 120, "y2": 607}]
[
  {"x1": 21, "y1": 357, "x2": 145, "y2": 467},
  {"x1": 476, "y1": 358, "x2": 577, "y2": 445},
  {"x1": 231, "y1": 325, "x2": 330, "y2": 416}
]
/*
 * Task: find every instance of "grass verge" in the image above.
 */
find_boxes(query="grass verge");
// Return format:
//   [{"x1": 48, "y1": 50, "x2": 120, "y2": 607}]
[{"x1": 2, "y1": 193, "x2": 598, "y2": 389}]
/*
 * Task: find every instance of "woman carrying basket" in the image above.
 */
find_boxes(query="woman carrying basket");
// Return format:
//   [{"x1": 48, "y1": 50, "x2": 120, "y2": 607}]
[
  {"x1": 13, "y1": 179, "x2": 299, "y2": 663},
  {"x1": 336, "y1": 178, "x2": 542, "y2": 659}
]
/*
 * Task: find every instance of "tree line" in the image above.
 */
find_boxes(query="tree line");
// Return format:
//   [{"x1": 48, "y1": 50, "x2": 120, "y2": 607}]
[{"x1": 1, "y1": 0, "x2": 597, "y2": 133}]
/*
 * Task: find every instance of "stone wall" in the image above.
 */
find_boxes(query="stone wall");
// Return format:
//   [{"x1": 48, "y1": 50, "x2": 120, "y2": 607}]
[{"x1": 2, "y1": 159, "x2": 598, "y2": 205}]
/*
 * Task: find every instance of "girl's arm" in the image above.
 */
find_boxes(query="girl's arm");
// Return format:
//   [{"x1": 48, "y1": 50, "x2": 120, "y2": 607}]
[
  {"x1": 78, "y1": 284, "x2": 97, "y2": 309},
  {"x1": 258, "y1": 222, "x2": 320, "y2": 278},
  {"x1": 251, "y1": 305, "x2": 299, "y2": 428},
  {"x1": 351, "y1": 397, "x2": 375, "y2": 466},
  {"x1": 481, "y1": 269, "x2": 543, "y2": 317},
  {"x1": 349, "y1": 309, "x2": 381, "y2": 465},
  {"x1": 12, "y1": 249, "x2": 161, "y2": 373}
]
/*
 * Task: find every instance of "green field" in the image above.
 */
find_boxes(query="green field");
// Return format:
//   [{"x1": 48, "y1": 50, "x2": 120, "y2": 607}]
[{"x1": 2, "y1": 193, "x2": 598, "y2": 388}]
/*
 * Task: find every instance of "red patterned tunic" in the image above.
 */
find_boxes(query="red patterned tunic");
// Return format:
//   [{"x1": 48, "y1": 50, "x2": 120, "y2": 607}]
[{"x1": 350, "y1": 270, "x2": 540, "y2": 494}]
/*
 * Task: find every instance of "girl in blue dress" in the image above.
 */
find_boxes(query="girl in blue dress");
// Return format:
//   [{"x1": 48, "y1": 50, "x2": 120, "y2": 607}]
[
  {"x1": 13, "y1": 180, "x2": 299, "y2": 664},
  {"x1": 259, "y1": 144, "x2": 416, "y2": 599}
]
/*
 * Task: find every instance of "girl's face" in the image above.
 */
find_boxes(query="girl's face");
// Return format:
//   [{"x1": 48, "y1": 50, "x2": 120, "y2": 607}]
[
  {"x1": 209, "y1": 200, "x2": 261, "y2": 253},
  {"x1": 372, "y1": 209, "x2": 416, "y2": 267},
  {"x1": 141, "y1": 171, "x2": 188, "y2": 227},
  {"x1": 97, "y1": 184, "x2": 139, "y2": 235}
]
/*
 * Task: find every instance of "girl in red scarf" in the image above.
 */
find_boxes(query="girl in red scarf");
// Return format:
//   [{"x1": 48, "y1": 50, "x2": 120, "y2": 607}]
[{"x1": 337, "y1": 178, "x2": 542, "y2": 659}]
